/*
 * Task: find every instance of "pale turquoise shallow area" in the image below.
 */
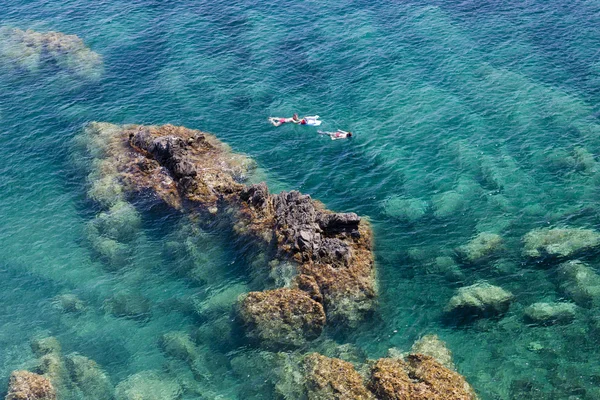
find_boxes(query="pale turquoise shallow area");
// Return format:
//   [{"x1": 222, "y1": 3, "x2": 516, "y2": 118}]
[{"x1": 1, "y1": 0, "x2": 600, "y2": 398}]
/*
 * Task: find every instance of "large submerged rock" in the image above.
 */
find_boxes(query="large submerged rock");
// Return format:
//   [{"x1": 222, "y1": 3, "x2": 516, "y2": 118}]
[
  {"x1": 522, "y1": 227, "x2": 600, "y2": 260},
  {"x1": 0, "y1": 27, "x2": 102, "y2": 78},
  {"x1": 238, "y1": 288, "x2": 326, "y2": 348},
  {"x1": 444, "y1": 282, "x2": 513, "y2": 323},
  {"x1": 5, "y1": 371, "x2": 56, "y2": 400},
  {"x1": 303, "y1": 353, "x2": 375, "y2": 400},
  {"x1": 368, "y1": 355, "x2": 477, "y2": 400},
  {"x1": 78, "y1": 123, "x2": 376, "y2": 345},
  {"x1": 556, "y1": 260, "x2": 600, "y2": 307}
]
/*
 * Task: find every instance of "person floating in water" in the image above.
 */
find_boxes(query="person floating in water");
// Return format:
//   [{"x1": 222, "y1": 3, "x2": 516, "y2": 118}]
[
  {"x1": 269, "y1": 114, "x2": 321, "y2": 127},
  {"x1": 317, "y1": 129, "x2": 353, "y2": 140}
]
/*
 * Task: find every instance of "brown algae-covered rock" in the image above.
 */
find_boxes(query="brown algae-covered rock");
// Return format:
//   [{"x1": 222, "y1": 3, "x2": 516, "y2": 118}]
[
  {"x1": 238, "y1": 288, "x2": 326, "y2": 348},
  {"x1": 0, "y1": 27, "x2": 102, "y2": 78},
  {"x1": 303, "y1": 353, "x2": 375, "y2": 400},
  {"x1": 444, "y1": 282, "x2": 513, "y2": 322},
  {"x1": 457, "y1": 232, "x2": 504, "y2": 263},
  {"x1": 522, "y1": 227, "x2": 600, "y2": 259},
  {"x1": 368, "y1": 355, "x2": 477, "y2": 400},
  {"x1": 5, "y1": 371, "x2": 56, "y2": 400}
]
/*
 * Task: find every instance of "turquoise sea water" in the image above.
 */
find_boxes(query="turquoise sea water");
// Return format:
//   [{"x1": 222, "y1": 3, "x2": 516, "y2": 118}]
[{"x1": 1, "y1": 0, "x2": 600, "y2": 398}]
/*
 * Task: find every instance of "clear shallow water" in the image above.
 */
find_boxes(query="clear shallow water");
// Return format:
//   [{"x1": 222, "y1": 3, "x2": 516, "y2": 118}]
[{"x1": 1, "y1": 0, "x2": 600, "y2": 398}]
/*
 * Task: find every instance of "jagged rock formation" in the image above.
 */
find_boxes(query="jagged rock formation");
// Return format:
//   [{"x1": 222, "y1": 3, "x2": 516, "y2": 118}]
[
  {"x1": 0, "y1": 27, "x2": 102, "y2": 78},
  {"x1": 79, "y1": 122, "x2": 376, "y2": 346},
  {"x1": 5, "y1": 371, "x2": 56, "y2": 400}
]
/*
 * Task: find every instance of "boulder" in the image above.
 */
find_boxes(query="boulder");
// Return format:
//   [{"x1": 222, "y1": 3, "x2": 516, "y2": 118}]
[
  {"x1": 556, "y1": 260, "x2": 600, "y2": 307},
  {"x1": 457, "y1": 232, "x2": 504, "y2": 263},
  {"x1": 382, "y1": 196, "x2": 428, "y2": 222},
  {"x1": 411, "y1": 335, "x2": 455, "y2": 370},
  {"x1": 303, "y1": 353, "x2": 375, "y2": 400},
  {"x1": 114, "y1": 371, "x2": 182, "y2": 400},
  {"x1": 103, "y1": 291, "x2": 151, "y2": 321},
  {"x1": 368, "y1": 354, "x2": 477, "y2": 400},
  {"x1": 432, "y1": 191, "x2": 465, "y2": 219},
  {"x1": 64, "y1": 353, "x2": 113, "y2": 400},
  {"x1": 523, "y1": 302, "x2": 577, "y2": 326},
  {"x1": 238, "y1": 288, "x2": 326, "y2": 348},
  {"x1": 522, "y1": 227, "x2": 600, "y2": 259},
  {"x1": 51, "y1": 294, "x2": 86, "y2": 314},
  {"x1": 5, "y1": 371, "x2": 56, "y2": 400},
  {"x1": 444, "y1": 282, "x2": 513, "y2": 322}
]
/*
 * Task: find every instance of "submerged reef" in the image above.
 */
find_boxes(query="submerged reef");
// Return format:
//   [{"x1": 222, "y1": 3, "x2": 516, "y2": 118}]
[
  {"x1": 78, "y1": 122, "x2": 376, "y2": 346},
  {"x1": 0, "y1": 27, "x2": 102, "y2": 79}
]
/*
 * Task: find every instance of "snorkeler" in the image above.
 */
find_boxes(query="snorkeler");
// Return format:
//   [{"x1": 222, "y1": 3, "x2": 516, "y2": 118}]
[
  {"x1": 317, "y1": 129, "x2": 353, "y2": 140},
  {"x1": 269, "y1": 114, "x2": 322, "y2": 127}
]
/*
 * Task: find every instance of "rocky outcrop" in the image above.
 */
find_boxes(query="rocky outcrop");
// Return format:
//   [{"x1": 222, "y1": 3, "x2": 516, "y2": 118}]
[
  {"x1": 444, "y1": 282, "x2": 513, "y2": 323},
  {"x1": 522, "y1": 227, "x2": 600, "y2": 259},
  {"x1": 238, "y1": 289, "x2": 326, "y2": 348},
  {"x1": 303, "y1": 353, "x2": 375, "y2": 400},
  {"x1": 0, "y1": 27, "x2": 102, "y2": 78},
  {"x1": 368, "y1": 355, "x2": 477, "y2": 400},
  {"x1": 523, "y1": 302, "x2": 577, "y2": 326},
  {"x1": 5, "y1": 371, "x2": 56, "y2": 400},
  {"x1": 79, "y1": 122, "x2": 376, "y2": 346}
]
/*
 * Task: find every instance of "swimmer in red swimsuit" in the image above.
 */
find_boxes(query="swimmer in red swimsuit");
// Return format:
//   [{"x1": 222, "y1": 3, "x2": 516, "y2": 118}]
[{"x1": 269, "y1": 113, "x2": 303, "y2": 127}]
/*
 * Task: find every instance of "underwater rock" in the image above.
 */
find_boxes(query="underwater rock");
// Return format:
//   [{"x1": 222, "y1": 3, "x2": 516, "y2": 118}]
[
  {"x1": 114, "y1": 371, "x2": 182, "y2": 400},
  {"x1": 30, "y1": 337, "x2": 61, "y2": 357},
  {"x1": 0, "y1": 27, "x2": 102, "y2": 79},
  {"x1": 444, "y1": 282, "x2": 513, "y2": 322},
  {"x1": 89, "y1": 201, "x2": 141, "y2": 243},
  {"x1": 5, "y1": 370, "x2": 56, "y2": 400},
  {"x1": 103, "y1": 291, "x2": 151, "y2": 321},
  {"x1": 303, "y1": 353, "x2": 375, "y2": 400},
  {"x1": 432, "y1": 190, "x2": 465, "y2": 219},
  {"x1": 457, "y1": 232, "x2": 504, "y2": 263},
  {"x1": 522, "y1": 227, "x2": 600, "y2": 259},
  {"x1": 51, "y1": 293, "x2": 86, "y2": 314},
  {"x1": 64, "y1": 353, "x2": 113, "y2": 400},
  {"x1": 523, "y1": 302, "x2": 577, "y2": 326},
  {"x1": 382, "y1": 195, "x2": 428, "y2": 222},
  {"x1": 411, "y1": 335, "x2": 455, "y2": 370},
  {"x1": 556, "y1": 260, "x2": 600, "y2": 307},
  {"x1": 159, "y1": 331, "x2": 199, "y2": 364},
  {"x1": 367, "y1": 354, "x2": 477, "y2": 400},
  {"x1": 238, "y1": 288, "x2": 326, "y2": 348},
  {"x1": 79, "y1": 122, "x2": 376, "y2": 335},
  {"x1": 191, "y1": 283, "x2": 249, "y2": 320}
]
